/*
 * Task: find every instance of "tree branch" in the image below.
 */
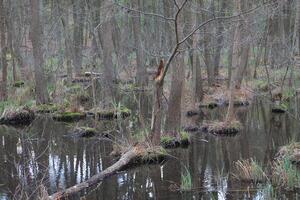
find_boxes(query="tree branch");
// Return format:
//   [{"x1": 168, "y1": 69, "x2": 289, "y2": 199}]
[{"x1": 115, "y1": 2, "x2": 175, "y2": 21}]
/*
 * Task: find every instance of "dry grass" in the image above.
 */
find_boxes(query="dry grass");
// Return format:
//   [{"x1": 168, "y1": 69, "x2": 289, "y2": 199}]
[
  {"x1": 201, "y1": 84, "x2": 253, "y2": 106},
  {"x1": 202, "y1": 120, "x2": 242, "y2": 135},
  {"x1": 271, "y1": 158, "x2": 300, "y2": 190},
  {"x1": 233, "y1": 159, "x2": 268, "y2": 183}
]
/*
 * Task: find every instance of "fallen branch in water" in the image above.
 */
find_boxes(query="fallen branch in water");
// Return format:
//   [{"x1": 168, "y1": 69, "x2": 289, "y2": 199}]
[{"x1": 49, "y1": 145, "x2": 166, "y2": 200}]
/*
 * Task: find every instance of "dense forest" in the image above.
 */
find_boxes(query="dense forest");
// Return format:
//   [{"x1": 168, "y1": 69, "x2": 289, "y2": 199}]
[{"x1": 0, "y1": 0, "x2": 300, "y2": 199}]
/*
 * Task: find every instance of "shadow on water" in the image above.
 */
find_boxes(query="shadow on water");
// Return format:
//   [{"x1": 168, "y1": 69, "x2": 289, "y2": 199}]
[{"x1": 0, "y1": 97, "x2": 299, "y2": 199}]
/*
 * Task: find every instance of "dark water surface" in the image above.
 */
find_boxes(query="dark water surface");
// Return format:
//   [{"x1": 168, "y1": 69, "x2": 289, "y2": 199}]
[{"x1": 0, "y1": 99, "x2": 300, "y2": 200}]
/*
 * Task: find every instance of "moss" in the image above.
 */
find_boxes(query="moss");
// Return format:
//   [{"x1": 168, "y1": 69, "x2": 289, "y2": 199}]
[
  {"x1": 272, "y1": 103, "x2": 287, "y2": 114},
  {"x1": 13, "y1": 81, "x2": 25, "y2": 88},
  {"x1": 199, "y1": 101, "x2": 218, "y2": 109},
  {"x1": 180, "y1": 131, "x2": 190, "y2": 147},
  {"x1": 35, "y1": 104, "x2": 59, "y2": 113},
  {"x1": 160, "y1": 132, "x2": 190, "y2": 149},
  {"x1": 65, "y1": 126, "x2": 97, "y2": 138},
  {"x1": 53, "y1": 112, "x2": 86, "y2": 122},
  {"x1": 96, "y1": 109, "x2": 130, "y2": 120}
]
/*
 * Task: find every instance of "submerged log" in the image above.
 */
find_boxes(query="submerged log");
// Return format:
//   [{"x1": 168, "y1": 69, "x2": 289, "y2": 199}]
[{"x1": 49, "y1": 145, "x2": 166, "y2": 200}]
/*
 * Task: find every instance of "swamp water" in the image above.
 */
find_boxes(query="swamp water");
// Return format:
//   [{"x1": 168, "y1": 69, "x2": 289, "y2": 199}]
[{"x1": 0, "y1": 99, "x2": 299, "y2": 200}]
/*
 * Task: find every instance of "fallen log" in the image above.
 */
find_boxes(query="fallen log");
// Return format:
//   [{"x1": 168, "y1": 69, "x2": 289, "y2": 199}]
[{"x1": 49, "y1": 145, "x2": 166, "y2": 200}]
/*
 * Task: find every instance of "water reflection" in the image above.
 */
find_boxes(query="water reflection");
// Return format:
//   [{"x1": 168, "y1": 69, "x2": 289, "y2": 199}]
[{"x1": 0, "y1": 99, "x2": 299, "y2": 199}]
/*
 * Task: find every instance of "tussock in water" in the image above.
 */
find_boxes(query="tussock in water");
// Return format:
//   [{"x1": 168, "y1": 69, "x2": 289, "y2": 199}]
[
  {"x1": 201, "y1": 120, "x2": 242, "y2": 136},
  {"x1": 0, "y1": 107, "x2": 35, "y2": 125}
]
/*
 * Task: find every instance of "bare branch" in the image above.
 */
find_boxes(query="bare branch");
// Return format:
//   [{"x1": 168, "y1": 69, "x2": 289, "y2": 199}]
[
  {"x1": 179, "y1": 1, "x2": 276, "y2": 46},
  {"x1": 115, "y1": 2, "x2": 175, "y2": 21}
]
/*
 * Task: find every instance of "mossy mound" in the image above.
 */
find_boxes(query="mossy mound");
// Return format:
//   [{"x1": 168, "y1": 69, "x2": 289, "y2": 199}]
[
  {"x1": 201, "y1": 120, "x2": 242, "y2": 136},
  {"x1": 160, "y1": 131, "x2": 190, "y2": 149},
  {"x1": 64, "y1": 127, "x2": 97, "y2": 138},
  {"x1": 13, "y1": 81, "x2": 25, "y2": 88},
  {"x1": 35, "y1": 104, "x2": 59, "y2": 113},
  {"x1": 53, "y1": 112, "x2": 86, "y2": 122},
  {"x1": 0, "y1": 107, "x2": 35, "y2": 125}
]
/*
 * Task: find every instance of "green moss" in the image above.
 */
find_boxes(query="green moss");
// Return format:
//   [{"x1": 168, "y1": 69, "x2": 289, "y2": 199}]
[
  {"x1": 53, "y1": 112, "x2": 86, "y2": 122},
  {"x1": 35, "y1": 104, "x2": 59, "y2": 113},
  {"x1": 68, "y1": 126, "x2": 97, "y2": 138},
  {"x1": 96, "y1": 109, "x2": 130, "y2": 120},
  {"x1": 199, "y1": 101, "x2": 218, "y2": 109},
  {"x1": 13, "y1": 81, "x2": 25, "y2": 88},
  {"x1": 160, "y1": 132, "x2": 190, "y2": 149},
  {"x1": 160, "y1": 135, "x2": 175, "y2": 145}
]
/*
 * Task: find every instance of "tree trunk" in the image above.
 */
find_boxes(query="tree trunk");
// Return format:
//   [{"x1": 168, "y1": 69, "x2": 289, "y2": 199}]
[
  {"x1": 165, "y1": 55, "x2": 185, "y2": 131},
  {"x1": 30, "y1": 0, "x2": 49, "y2": 104},
  {"x1": 72, "y1": 0, "x2": 85, "y2": 76},
  {"x1": 58, "y1": 1, "x2": 73, "y2": 83},
  {"x1": 151, "y1": 81, "x2": 163, "y2": 144},
  {"x1": 0, "y1": 0, "x2": 7, "y2": 101},
  {"x1": 213, "y1": 0, "x2": 226, "y2": 76},
  {"x1": 132, "y1": 0, "x2": 146, "y2": 86},
  {"x1": 199, "y1": 0, "x2": 213, "y2": 85},
  {"x1": 225, "y1": 0, "x2": 241, "y2": 123}
]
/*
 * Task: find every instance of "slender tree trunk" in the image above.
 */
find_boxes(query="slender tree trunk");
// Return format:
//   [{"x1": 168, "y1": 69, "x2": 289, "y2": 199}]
[
  {"x1": 0, "y1": 0, "x2": 7, "y2": 101},
  {"x1": 225, "y1": 0, "x2": 241, "y2": 123},
  {"x1": 199, "y1": 0, "x2": 213, "y2": 85},
  {"x1": 132, "y1": 0, "x2": 146, "y2": 86},
  {"x1": 58, "y1": 1, "x2": 73, "y2": 83},
  {"x1": 72, "y1": 0, "x2": 85, "y2": 76},
  {"x1": 30, "y1": 0, "x2": 49, "y2": 104},
  {"x1": 213, "y1": 0, "x2": 226, "y2": 76}
]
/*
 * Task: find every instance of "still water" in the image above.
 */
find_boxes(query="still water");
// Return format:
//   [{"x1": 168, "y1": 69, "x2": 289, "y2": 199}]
[{"x1": 0, "y1": 99, "x2": 299, "y2": 199}]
